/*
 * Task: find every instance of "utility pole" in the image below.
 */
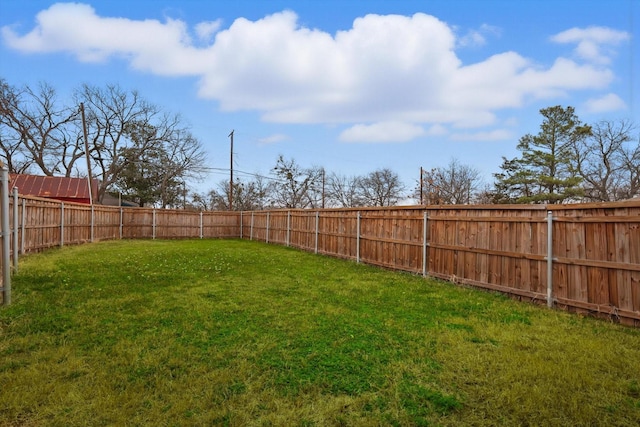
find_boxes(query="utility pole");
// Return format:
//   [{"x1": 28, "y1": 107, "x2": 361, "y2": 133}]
[
  {"x1": 80, "y1": 103, "x2": 94, "y2": 205},
  {"x1": 228, "y1": 130, "x2": 234, "y2": 211}
]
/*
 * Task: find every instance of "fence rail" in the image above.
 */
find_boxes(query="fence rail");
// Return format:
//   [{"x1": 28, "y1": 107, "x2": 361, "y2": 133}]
[{"x1": 1, "y1": 192, "x2": 639, "y2": 326}]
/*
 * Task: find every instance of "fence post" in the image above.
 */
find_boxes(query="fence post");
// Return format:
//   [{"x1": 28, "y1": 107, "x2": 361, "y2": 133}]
[
  {"x1": 266, "y1": 212, "x2": 270, "y2": 243},
  {"x1": 315, "y1": 211, "x2": 319, "y2": 254},
  {"x1": 1, "y1": 165, "x2": 11, "y2": 305},
  {"x1": 200, "y1": 211, "x2": 203, "y2": 239},
  {"x1": 422, "y1": 210, "x2": 428, "y2": 277},
  {"x1": 152, "y1": 208, "x2": 156, "y2": 240},
  {"x1": 90, "y1": 205, "x2": 94, "y2": 242},
  {"x1": 240, "y1": 212, "x2": 243, "y2": 239},
  {"x1": 20, "y1": 198, "x2": 25, "y2": 254},
  {"x1": 119, "y1": 207, "x2": 123, "y2": 239},
  {"x1": 546, "y1": 210, "x2": 554, "y2": 308},
  {"x1": 356, "y1": 211, "x2": 361, "y2": 263},
  {"x1": 12, "y1": 187, "x2": 18, "y2": 272},
  {"x1": 250, "y1": 212, "x2": 254, "y2": 240},
  {"x1": 60, "y1": 202, "x2": 65, "y2": 247},
  {"x1": 286, "y1": 211, "x2": 291, "y2": 247}
]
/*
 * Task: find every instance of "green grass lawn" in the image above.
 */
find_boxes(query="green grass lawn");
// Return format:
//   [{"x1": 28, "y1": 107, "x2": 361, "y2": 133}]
[{"x1": 1, "y1": 239, "x2": 639, "y2": 426}]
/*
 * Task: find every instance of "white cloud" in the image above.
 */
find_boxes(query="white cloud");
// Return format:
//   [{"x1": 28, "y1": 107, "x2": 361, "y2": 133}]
[
  {"x1": 450, "y1": 129, "x2": 512, "y2": 142},
  {"x1": 1, "y1": 3, "x2": 207, "y2": 74},
  {"x1": 457, "y1": 23, "x2": 501, "y2": 47},
  {"x1": 425, "y1": 124, "x2": 448, "y2": 136},
  {"x1": 339, "y1": 122, "x2": 425, "y2": 143},
  {"x1": 258, "y1": 133, "x2": 289, "y2": 144},
  {"x1": 1, "y1": 4, "x2": 626, "y2": 141},
  {"x1": 458, "y1": 29, "x2": 486, "y2": 47},
  {"x1": 195, "y1": 20, "x2": 222, "y2": 42},
  {"x1": 583, "y1": 93, "x2": 627, "y2": 113},
  {"x1": 551, "y1": 26, "x2": 630, "y2": 65}
]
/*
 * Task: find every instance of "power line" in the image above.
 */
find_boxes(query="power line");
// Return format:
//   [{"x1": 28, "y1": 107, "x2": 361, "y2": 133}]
[{"x1": 202, "y1": 167, "x2": 285, "y2": 182}]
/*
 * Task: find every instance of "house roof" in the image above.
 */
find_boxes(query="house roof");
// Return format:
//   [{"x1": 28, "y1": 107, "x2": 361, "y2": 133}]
[{"x1": 9, "y1": 173, "x2": 98, "y2": 201}]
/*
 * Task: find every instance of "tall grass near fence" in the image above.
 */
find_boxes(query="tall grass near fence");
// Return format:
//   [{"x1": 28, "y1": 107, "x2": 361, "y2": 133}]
[{"x1": 1, "y1": 240, "x2": 639, "y2": 426}]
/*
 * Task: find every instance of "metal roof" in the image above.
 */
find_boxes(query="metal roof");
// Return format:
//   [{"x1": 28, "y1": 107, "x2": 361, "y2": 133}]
[{"x1": 9, "y1": 174, "x2": 98, "y2": 201}]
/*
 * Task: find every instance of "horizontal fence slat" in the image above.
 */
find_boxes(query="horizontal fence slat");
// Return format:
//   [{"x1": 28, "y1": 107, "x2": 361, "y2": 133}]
[
  {"x1": 359, "y1": 234, "x2": 423, "y2": 247},
  {"x1": 428, "y1": 216, "x2": 547, "y2": 223},
  {"x1": 428, "y1": 242, "x2": 548, "y2": 262},
  {"x1": 553, "y1": 256, "x2": 640, "y2": 272},
  {"x1": 552, "y1": 215, "x2": 640, "y2": 223}
]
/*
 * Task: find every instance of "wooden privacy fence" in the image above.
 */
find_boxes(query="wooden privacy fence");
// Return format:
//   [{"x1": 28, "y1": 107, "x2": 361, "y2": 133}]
[
  {"x1": 240, "y1": 203, "x2": 640, "y2": 326},
  {"x1": 8, "y1": 196, "x2": 240, "y2": 250},
  {"x1": 1, "y1": 193, "x2": 639, "y2": 326}
]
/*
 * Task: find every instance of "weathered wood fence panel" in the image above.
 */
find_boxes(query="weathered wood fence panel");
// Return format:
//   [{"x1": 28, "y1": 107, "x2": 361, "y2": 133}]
[
  {"x1": 94, "y1": 205, "x2": 121, "y2": 241},
  {"x1": 4, "y1": 195, "x2": 639, "y2": 326},
  {"x1": 290, "y1": 210, "x2": 316, "y2": 251},
  {"x1": 21, "y1": 198, "x2": 64, "y2": 251},
  {"x1": 155, "y1": 209, "x2": 200, "y2": 239},
  {"x1": 203, "y1": 211, "x2": 239, "y2": 238},
  {"x1": 359, "y1": 209, "x2": 423, "y2": 272},
  {"x1": 318, "y1": 211, "x2": 359, "y2": 260},
  {"x1": 122, "y1": 208, "x2": 155, "y2": 239},
  {"x1": 426, "y1": 206, "x2": 549, "y2": 301},
  {"x1": 63, "y1": 204, "x2": 91, "y2": 245},
  {"x1": 549, "y1": 204, "x2": 640, "y2": 320}
]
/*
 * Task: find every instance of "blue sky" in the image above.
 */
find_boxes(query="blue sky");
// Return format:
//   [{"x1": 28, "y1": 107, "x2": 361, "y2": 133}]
[{"x1": 0, "y1": 0, "x2": 637, "y2": 196}]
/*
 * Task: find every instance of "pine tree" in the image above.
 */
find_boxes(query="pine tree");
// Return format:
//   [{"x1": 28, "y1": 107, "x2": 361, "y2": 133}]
[{"x1": 493, "y1": 106, "x2": 591, "y2": 204}]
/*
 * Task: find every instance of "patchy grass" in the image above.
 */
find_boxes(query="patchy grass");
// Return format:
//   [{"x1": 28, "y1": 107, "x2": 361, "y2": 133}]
[{"x1": 1, "y1": 239, "x2": 639, "y2": 426}]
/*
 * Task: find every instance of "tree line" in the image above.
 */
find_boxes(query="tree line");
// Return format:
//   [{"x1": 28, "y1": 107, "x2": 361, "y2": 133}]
[
  {"x1": 0, "y1": 79, "x2": 206, "y2": 207},
  {"x1": 1, "y1": 79, "x2": 638, "y2": 209},
  {"x1": 196, "y1": 106, "x2": 639, "y2": 209},
  {"x1": 193, "y1": 155, "x2": 407, "y2": 210},
  {"x1": 491, "y1": 106, "x2": 638, "y2": 204}
]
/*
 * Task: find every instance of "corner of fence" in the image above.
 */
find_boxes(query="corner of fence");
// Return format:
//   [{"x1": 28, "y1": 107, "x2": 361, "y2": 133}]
[{"x1": 0, "y1": 164, "x2": 11, "y2": 305}]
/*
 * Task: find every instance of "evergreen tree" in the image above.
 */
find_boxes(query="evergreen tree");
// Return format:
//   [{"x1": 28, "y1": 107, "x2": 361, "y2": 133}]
[{"x1": 493, "y1": 106, "x2": 591, "y2": 204}]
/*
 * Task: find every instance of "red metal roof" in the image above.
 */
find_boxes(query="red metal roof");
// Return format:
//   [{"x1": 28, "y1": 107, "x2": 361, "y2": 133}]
[{"x1": 9, "y1": 174, "x2": 99, "y2": 203}]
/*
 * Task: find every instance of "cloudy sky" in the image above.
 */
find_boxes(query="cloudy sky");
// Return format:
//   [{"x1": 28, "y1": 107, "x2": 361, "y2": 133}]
[{"x1": 0, "y1": 0, "x2": 637, "y2": 194}]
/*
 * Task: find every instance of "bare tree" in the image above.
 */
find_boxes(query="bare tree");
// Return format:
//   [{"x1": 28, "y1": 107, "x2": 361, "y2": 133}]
[
  {"x1": 155, "y1": 127, "x2": 207, "y2": 208},
  {"x1": 0, "y1": 78, "x2": 82, "y2": 175},
  {"x1": 0, "y1": 79, "x2": 32, "y2": 173},
  {"x1": 359, "y1": 168, "x2": 405, "y2": 207},
  {"x1": 326, "y1": 172, "x2": 365, "y2": 207},
  {"x1": 203, "y1": 177, "x2": 273, "y2": 211},
  {"x1": 421, "y1": 159, "x2": 482, "y2": 204},
  {"x1": 574, "y1": 121, "x2": 633, "y2": 202},
  {"x1": 78, "y1": 84, "x2": 206, "y2": 204},
  {"x1": 572, "y1": 119, "x2": 638, "y2": 201},
  {"x1": 270, "y1": 156, "x2": 323, "y2": 208},
  {"x1": 474, "y1": 183, "x2": 499, "y2": 205},
  {"x1": 1, "y1": 78, "x2": 208, "y2": 205},
  {"x1": 77, "y1": 84, "x2": 159, "y2": 201},
  {"x1": 619, "y1": 135, "x2": 640, "y2": 199}
]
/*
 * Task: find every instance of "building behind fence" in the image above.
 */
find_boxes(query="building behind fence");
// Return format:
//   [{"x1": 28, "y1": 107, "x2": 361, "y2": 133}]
[{"x1": 1, "y1": 189, "x2": 638, "y2": 326}]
